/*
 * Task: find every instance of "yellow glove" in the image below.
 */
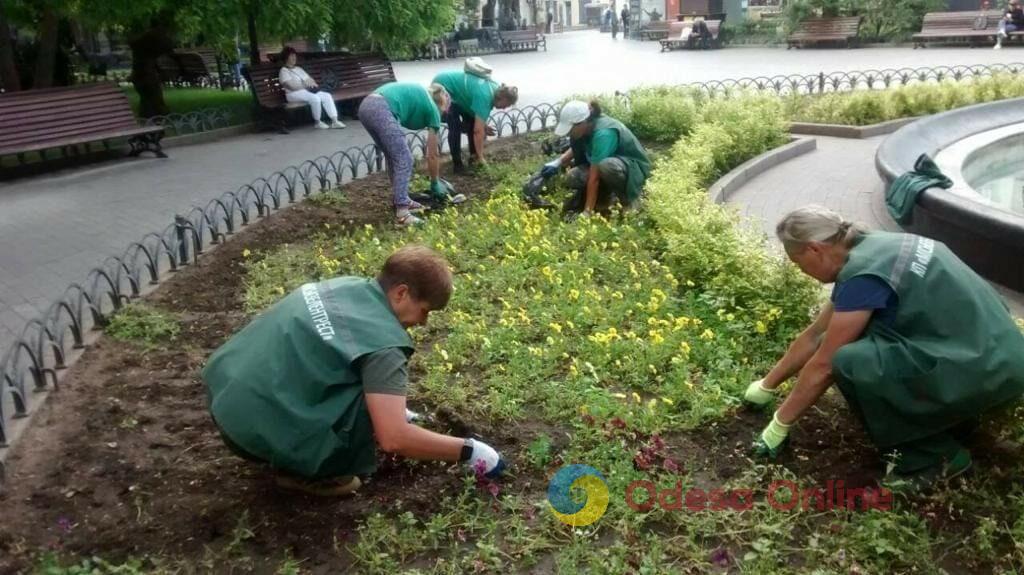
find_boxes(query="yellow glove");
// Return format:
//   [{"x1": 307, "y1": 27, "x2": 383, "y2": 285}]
[
  {"x1": 743, "y1": 379, "x2": 776, "y2": 407},
  {"x1": 753, "y1": 411, "x2": 791, "y2": 459}
]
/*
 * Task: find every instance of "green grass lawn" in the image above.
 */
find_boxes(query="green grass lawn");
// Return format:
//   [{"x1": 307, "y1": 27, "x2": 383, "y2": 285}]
[{"x1": 121, "y1": 87, "x2": 252, "y2": 124}]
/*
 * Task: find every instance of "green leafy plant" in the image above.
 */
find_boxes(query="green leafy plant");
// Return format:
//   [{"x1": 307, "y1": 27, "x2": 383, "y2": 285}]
[{"x1": 105, "y1": 304, "x2": 180, "y2": 348}]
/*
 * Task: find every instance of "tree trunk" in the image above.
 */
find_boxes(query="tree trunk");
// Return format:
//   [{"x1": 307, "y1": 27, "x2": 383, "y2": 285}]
[
  {"x1": 247, "y1": 3, "x2": 259, "y2": 65},
  {"x1": 32, "y1": 5, "x2": 58, "y2": 88},
  {"x1": 129, "y1": 19, "x2": 174, "y2": 118},
  {"x1": 0, "y1": 0, "x2": 20, "y2": 91}
]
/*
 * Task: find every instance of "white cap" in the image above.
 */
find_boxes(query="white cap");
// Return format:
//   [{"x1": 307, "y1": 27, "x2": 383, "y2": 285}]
[{"x1": 554, "y1": 100, "x2": 590, "y2": 136}]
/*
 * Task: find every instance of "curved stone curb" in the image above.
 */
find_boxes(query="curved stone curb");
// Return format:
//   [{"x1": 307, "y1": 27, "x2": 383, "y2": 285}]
[
  {"x1": 708, "y1": 137, "x2": 817, "y2": 204},
  {"x1": 790, "y1": 117, "x2": 917, "y2": 139}
]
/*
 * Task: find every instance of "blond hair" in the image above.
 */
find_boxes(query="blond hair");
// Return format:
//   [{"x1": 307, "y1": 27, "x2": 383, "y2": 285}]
[{"x1": 775, "y1": 205, "x2": 865, "y2": 252}]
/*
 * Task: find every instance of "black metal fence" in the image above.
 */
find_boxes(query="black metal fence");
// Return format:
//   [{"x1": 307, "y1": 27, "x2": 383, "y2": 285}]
[{"x1": 3, "y1": 61, "x2": 1024, "y2": 475}]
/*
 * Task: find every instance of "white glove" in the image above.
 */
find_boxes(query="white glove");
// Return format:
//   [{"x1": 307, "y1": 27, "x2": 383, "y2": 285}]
[
  {"x1": 465, "y1": 439, "x2": 506, "y2": 478},
  {"x1": 405, "y1": 408, "x2": 421, "y2": 423},
  {"x1": 743, "y1": 379, "x2": 776, "y2": 407}
]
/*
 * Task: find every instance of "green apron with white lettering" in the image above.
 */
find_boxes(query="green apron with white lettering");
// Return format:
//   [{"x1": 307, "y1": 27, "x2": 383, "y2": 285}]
[
  {"x1": 202, "y1": 277, "x2": 413, "y2": 478},
  {"x1": 831, "y1": 232, "x2": 1024, "y2": 451}
]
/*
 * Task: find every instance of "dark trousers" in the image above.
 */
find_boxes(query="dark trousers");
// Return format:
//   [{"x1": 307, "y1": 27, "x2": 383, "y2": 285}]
[
  {"x1": 834, "y1": 377, "x2": 972, "y2": 474},
  {"x1": 445, "y1": 102, "x2": 477, "y2": 170}
]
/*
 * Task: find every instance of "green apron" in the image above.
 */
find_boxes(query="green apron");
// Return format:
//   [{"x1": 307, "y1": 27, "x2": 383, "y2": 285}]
[
  {"x1": 202, "y1": 277, "x2": 413, "y2": 478},
  {"x1": 832, "y1": 232, "x2": 1024, "y2": 454},
  {"x1": 590, "y1": 115, "x2": 652, "y2": 203}
]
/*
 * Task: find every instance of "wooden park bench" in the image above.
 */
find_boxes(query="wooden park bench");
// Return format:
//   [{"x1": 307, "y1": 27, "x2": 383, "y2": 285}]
[
  {"x1": 660, "y1": 19, "x2": 723, "y2": 50},
  {"x1": 157, "y1": 50, "x2": 217, "y2": 87},
  {"x1": 245, "y1": 52, "x2": 396, "y2": 133},
  {"x1": 786, "y1": 16, "x2": 863, "y2": 48},
  {"x1": 498, "y1": 29, "x2": 547, "y2": 52},
  {"x1": 640, "y1": 21, "x2": 671, "y2": 40},
  {"x1": 0, "y1": 82, "x2": 166, "y2": 164},
  {"x1": 912, "y1": 10, "x2": 1005, "y2": 48}
]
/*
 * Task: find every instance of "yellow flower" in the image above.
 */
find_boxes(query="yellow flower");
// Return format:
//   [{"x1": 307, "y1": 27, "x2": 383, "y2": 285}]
[
  {"x1": 242, "y1": 249, "x2": 251, "y2": 258},
  {"x1": 549, "y1": 323, "x2": 563, "y2": 334},
  {"x1": 275, "y1": 286, "x2": 285, "y2": 295},
  {"x1": 755, "y1": 321, "x2": 768, "y2": 334},
  {"x1": 632, "y1": 392, "x2": 642, "y2": 403},
  {"x1": 612, "y1": 392, "x2": 627, "y2": 399},
  {"x1": 569, "y1": 289, "x2": 580, "y2": 301},
  {"x1": 647, "y1": 399, "x2": 658, "y2": 411},
  {"x1": 679, "y1": 341, "x2": 691, "y2": 355},
  {"x1": 700, "y1": 329, "x2": 715, "y2": 340},
  {"x1": 661, "y1": 397, "x2": 674, "y2": 405}
]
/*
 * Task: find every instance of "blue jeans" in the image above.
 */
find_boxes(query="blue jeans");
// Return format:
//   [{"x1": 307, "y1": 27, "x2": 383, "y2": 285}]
[{"x1": 999, "y1": 20, "x2": 1019, "y2": 35}]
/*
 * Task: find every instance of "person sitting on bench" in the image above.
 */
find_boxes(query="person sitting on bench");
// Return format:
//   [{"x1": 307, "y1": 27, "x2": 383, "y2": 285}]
[
  {"x1": 278, "y1": 47, "x2": 346, "y2": 129},
  {"x1": 995, "y1": 0, "x2": 1024, "y2": 48}
]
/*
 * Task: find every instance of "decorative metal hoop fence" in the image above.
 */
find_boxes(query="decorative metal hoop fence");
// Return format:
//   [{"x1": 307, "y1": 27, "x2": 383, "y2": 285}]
[{"x1": 3, "y1": 61, "x2": 1024, "y2": 472}]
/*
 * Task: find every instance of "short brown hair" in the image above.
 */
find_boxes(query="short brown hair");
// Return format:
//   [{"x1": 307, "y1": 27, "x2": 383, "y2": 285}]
[{"x1": 377, "y1": 245, "x2": 453, "y2": 309}]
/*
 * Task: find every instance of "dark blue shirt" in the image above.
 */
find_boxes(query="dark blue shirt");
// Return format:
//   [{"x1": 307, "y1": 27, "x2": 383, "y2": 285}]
[{"x1": 830, "y1": 275, "x2": 898, "y2": 326}]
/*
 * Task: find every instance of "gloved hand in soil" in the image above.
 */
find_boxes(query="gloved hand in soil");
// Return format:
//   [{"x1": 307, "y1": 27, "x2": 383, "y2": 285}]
[
  {"x1": 465, "y1": 438, "x2": 506, "y2": 478},
  {"x1": 752, "y1": 411, "x2": 791, "y2": 459},
  {"x1": 405, "y1": 407, "x2": 422, "y2": 423},
  {"x1": 743, "y1": 378, "x2": 776, "y2": 408},
  {"x1": 430, "y1": 179, "x2": 448, "y2": 201},
  {"x1": 541, "y1": 158, "x2": 562, "y2": 178}
]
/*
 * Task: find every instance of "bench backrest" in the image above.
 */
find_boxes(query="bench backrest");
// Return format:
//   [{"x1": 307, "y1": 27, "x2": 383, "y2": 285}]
[
  {"x1": 920, "y1": 10, "x2": 1003, "y2": 31},
  {"x1": 248, "y1": 52, "x2": 395, "y2": 107},
  {"x1": 643, "y1": 21, "x2": 671, "y2": 31},
  {"x1": 795, "y1": 16, "x2": 862, "y2": 35},
  {"x1": 668, "y1": 21, "x2": 690, "y2": 39},
  {"x1": 499, "y1": 30, "x2": 541, "y2": 41},
  {"x1": 0, "y1": 83, "x2": 139, "y2": 152},
  {"x1": 157, "y1": 51, "x2": 212, "y2": 83}
]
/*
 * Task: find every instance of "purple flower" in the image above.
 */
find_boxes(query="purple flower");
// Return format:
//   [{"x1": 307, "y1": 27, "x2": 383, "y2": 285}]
[
  {"x1": 56, "y1": 517, "x2": 73, "y2": 535},
  {"x1": 710, "y1": 547, "x2": 731, "y2": 567}
]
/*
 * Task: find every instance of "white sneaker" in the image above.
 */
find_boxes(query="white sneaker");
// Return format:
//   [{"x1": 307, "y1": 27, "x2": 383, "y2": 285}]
[
  {"x1": 330, "y1": 120, "x2": 346, "y2": 129},
  {"x1": 314, "y1": 121, "x2": 329, "y2": 129},
  {"x1": 995, "y1": 42, "x2": 1003, "y2": 50}
]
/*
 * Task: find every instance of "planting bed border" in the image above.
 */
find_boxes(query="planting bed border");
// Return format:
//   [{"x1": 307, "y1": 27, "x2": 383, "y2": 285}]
[
  {"x1": 789, "y1": 117, "x2": 917, "y2": 139},
  {"x1": 875, "y1": 96, "x2": 1024, "y2": 292},
  {"x1": 708, "y1": 137, "x2": 817, "y2": 204}
]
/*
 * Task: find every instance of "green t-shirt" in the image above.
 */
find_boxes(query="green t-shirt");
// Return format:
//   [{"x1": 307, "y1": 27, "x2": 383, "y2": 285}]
[
  {"x1": 375, "y1": 82, "x2": 442, "y2": 131},
  {"x1": 432, "y1": 71, "x2": 498, "y2": 120},
  {"x1": 358, "y1": 347, "x2": 409, "y2": 396},
  {"x1": 588, "y1": 128, "x2": 619, "y2": 164}
]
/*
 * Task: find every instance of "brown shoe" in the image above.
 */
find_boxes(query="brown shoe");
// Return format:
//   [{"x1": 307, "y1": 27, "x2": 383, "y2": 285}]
[{"x1": 274, "y1": 474, "x2": 362, "y2": 496}]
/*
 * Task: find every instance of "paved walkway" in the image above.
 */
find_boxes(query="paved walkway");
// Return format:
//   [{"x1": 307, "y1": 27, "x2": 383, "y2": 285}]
[
  {"x1": 3, "y1": 30, "x2": 1024, "y2": 351},
  {"x1": 726, "y1": 134, "x2": 1024, "y2": 317}
]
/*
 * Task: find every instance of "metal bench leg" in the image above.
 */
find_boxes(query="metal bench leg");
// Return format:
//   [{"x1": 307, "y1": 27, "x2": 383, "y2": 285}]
[{"x1": 129, "y1": 133, "x2": 168, "y2": 159}]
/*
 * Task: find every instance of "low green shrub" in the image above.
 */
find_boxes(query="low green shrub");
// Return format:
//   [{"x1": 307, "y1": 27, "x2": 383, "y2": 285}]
[
  {"x1": 646, "y1": 94, "x2": 818, "y2": 336},
  {"x1": 788, "y1": 74, "x2": 1024, "y2": 126},
  {"x1": 105, "y1": 304, "x2": 180, "y2": 348}
]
